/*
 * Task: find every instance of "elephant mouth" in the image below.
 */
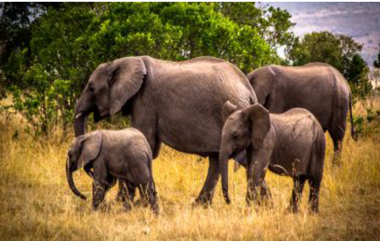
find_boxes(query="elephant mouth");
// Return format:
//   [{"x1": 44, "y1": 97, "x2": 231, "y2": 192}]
[
  {"x1": 93, "y1": 107, "x2": 102, "y2": 123},
  {"x1": 229, "y1": 150, "x2": 239, "y2": 159},
  {"x1": 95, "y1": 105, "x2": 111, "y2": 123},
  {"x1": 75, "y1": 105, "x2": 107, "y2": 123},
  {"x1": 233, "y1": 150, "x2": 248, "y2": 168}
]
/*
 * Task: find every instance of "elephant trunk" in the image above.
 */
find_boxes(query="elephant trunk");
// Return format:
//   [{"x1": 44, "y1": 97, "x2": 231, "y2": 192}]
[
  {"x1": 219, "y1": 150, "x2": 231, "y2": 205},
  {"x1": 74, "y1": 112, "x2": 87, "y2": 137},
  {"x1": 66, "y1": 157, "x2": 86, "y2": 200},
  {"x1": 73, "y1": 89, "x2": 96, "y2": 137}
]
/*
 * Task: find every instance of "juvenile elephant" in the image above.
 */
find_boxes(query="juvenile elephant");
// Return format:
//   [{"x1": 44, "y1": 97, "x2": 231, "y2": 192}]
[
  {"x1": 219, "y1": 102, "x2": 326, "y2": 213},
  {"x1": 73, "y1": 56, "x2": 257, "y2": 205},
  {"x1": 247, "y1": 63, "x2": 354, "y2": 164},
  {"x1": 66, "y1": 128, "x2": 159, "y2": 213}
]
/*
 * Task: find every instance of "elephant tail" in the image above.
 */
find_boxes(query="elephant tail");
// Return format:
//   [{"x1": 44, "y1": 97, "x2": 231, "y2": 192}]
[{"x1": 349, "y1": 93, "x2": 357, "y2": 141}]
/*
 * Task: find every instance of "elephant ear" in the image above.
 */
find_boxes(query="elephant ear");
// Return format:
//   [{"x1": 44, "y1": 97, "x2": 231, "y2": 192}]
[
  {"x1": 108, "y1": 57, "x2": 147, "y2": 115},
  {"x1": 222, "y1": 101, "x2": 238, "y2": 122},
  {"x1": 248, "y1": 68, "x2": 274, "y2": 106},
  {"x1": 77, "y1": 131, "x2": 103, "y2": 169},
  {"x1": 243, "y1": 104, "x2": 270, "y2": 150}
]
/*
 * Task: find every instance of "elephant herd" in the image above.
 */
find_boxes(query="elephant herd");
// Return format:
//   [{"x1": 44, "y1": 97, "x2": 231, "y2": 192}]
[{"x1": 66, "y1": 56, "x2": 355, "y2": 214}]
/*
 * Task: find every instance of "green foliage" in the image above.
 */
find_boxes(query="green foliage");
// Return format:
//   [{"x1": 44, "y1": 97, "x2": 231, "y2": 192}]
[
  {"x1": 346, "y1": 54, "x2": 372, "y2": 100},
  {"x1": 287, "y1": 31, "x2": 371, "y2": 99},
  {"x1": 353, "y1": 108, "x2": 380, "y2": 137},
  {"x1": 217, "y1": 3, "x2": 295, "y2": 51},
  {"x1": 0, "y1": 2, "x2": 294, "y2": 136},
  {"x1": 2, "y1": 3, "x2": 94, "y2": 135}
]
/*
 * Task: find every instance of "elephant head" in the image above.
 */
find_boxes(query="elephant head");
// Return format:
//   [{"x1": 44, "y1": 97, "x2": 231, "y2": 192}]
[
  {"x1": 74, "y1": 57, "x2": 147, "y2": 136},
  {"x1": 247, "y1": 66, "x2": 276, "y2": 107},
  {"x1": 219, "y1": 102, "x2": 270, "y2": 204},
  {"x1": 66, "y1": 131, "x2": 103, "y2": 200}
]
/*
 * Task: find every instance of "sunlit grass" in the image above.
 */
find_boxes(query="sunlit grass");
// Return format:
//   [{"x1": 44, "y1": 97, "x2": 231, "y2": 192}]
[{"x1": 1, "y1": 101, "x2": 380, "y2": 240}]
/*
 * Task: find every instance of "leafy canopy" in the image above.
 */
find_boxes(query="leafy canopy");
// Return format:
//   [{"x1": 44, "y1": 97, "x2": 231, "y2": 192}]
[{"x1": 0, "y1": 2, "x2": 294, "y2": 135}]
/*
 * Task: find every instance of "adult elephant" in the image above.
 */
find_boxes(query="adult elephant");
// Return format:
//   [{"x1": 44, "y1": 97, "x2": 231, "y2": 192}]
[
  {"x1": 73, "y1": 56, "x2": 257, "y2": 205},
  {"x1": 247, "y1": 62, "x2": 356, "y2": 164}
]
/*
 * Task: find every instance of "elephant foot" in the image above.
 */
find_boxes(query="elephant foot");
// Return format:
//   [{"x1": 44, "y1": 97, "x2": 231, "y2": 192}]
[
  {"x1": 151, "y1": 203, "x2": 160, "y2": 215},
  {"x1": 246, "y1": 191, "x2": 259, "y2": 206},
  {"x1": 134, "y1": 198, "x2": 149, "y2": 207},
  {"x1": 309, "y1": 206, "x2": 319, "y2": 213},
  {"x1": 193, "y1": 194, "x2": 213, "y2": 208},
  {"x1": 286, "y1": 205, "x2": 299, "y2": 214}
]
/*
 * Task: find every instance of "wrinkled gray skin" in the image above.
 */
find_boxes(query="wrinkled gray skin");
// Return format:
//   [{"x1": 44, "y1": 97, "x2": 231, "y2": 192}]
[
  {"x1": 66, "y1": 128, "x2": 159, "y2": 213},
  {"x1": 73, "y1": 56, "x2": 257, "y2": 205},
  {"x1": 219, "y1": 102, "x2": 326, "y2": 213},
  {"x1": 247, "y1": 63, "x2": 355, "y2": 165}
]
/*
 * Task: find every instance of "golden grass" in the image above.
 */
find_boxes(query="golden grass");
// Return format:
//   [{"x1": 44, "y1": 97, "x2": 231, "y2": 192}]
[{"x1": 1, "y1": 102, "x2": 380, "y2": 240}]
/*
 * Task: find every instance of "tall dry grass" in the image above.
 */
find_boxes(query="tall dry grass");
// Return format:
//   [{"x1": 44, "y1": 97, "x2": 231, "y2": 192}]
[{"x1": 1, "y1": 99, "x2": 380, "y2": 240}]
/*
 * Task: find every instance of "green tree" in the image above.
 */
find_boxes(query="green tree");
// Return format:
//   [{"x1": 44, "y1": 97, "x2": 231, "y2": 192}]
[
  {"x1": 217, "y1": 3, "x2": 295, "y2": 51},
  {"x1": 287, "y1": 31, "x2": 371, "y2": 99},
  {"x1": 346, "y1": 54, "x2": 372, "y2": 99},
  {"x1": 0, "y1": 3, "x2": 63, "y2": 98},
  {"x1": 0, "y1": 2, "x2": 294, "y2": 136},
  {"x1": 84, "y1": 2, "x2": 273, "y2": 72},
  {"x1": 3, "y1": 3, "x2": 95, "y2": 135}
]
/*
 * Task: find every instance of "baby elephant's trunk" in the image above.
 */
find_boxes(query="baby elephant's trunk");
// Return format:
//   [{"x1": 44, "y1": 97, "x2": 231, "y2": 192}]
[
  {"x1": 219, "y1": 152, "x2": 231, "y2": 205},
  {"x1": 66, "y1": 157, "x2": 87, "y2": 200}
]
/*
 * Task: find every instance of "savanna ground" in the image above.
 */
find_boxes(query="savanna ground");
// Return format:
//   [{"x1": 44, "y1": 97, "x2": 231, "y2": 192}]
[{"x1": 1, "y1": 97, "x2": 380, "y2": 241}]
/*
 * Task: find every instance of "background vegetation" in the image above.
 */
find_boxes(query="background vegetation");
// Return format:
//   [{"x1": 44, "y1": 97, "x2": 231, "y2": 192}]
[
  {"x1": 0, "y1": 2, "x2": 377, "y2": 136},
  {"x1": 1, "y1": 3, "x2": 380, "y2": 240}
]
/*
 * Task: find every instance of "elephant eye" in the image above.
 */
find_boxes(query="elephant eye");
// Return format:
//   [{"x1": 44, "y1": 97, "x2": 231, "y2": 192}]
[{"x1": 88, "y1": 83, "x2": 95, "y2": 92}]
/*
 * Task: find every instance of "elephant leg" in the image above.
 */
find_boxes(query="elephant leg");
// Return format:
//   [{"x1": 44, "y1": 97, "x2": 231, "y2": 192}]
[
  {"x1": 121, "y1": 180, "x2": 137, "y2": 211},
  {"x1": 328, "y1": 104, "x2": 348, "y2": 166},
  {"x1": 137, "y1": 180, "x2": 158, "y2": 214},
  {"x1": 246, "y1": 147, "x2": 271, "y2": 206},
  {"x1": 288, "y1": 175, "x2": 307, "y2": 213},
  {"x1": 116, "y1": 180, "x2": 127, "y2": 202},
  {"x1": 135, "y1": 185, "x2": 150, "y2": 207},
  {"x1": 147, "y1": 179, "x2": 159, "y2": 214},
  {"x1": 132, "y1": 107, "x2": 161, "y2": 159},
  {"x1": 333, "y1": 139, "x2": 342, "y2": 166},
  {"x1": 246, "y1": 161, "x2": 268, "y2": 206},
  {"x1": 92, "y1": 169, "x2": 113, "y2": 211},
  {"x1": 116, "y1": 179, "x2": 136, "y2": 203},
  {"x1": 194, "y1": 154, "x2": 220, "y2": 206},
  {"x1": 308, "y1": 177, "x2": 321, "y2": 213},
  {"x1": 328, "y1": 127, "x2": 345, "y2": 166},
  {"x1": 260, "y1": 179, "x2": 273, "y2": 204}
]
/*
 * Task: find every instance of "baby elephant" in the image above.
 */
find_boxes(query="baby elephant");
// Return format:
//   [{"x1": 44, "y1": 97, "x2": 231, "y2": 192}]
[
  {"x1": 219, "y1": 102, "x2": 325, "y2": 212},
  {"x1": 66, "y1": 128, "x2": 159, "y2": 213}
]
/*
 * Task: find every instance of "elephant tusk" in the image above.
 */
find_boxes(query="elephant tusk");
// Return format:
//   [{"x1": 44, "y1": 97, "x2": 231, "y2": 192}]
[
  {"x1": 268, "y1": 66, "x2": 276, "y2": 76},
  {"x1": 75, "y1": 112, "x2": 83, "y2": 119}
]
